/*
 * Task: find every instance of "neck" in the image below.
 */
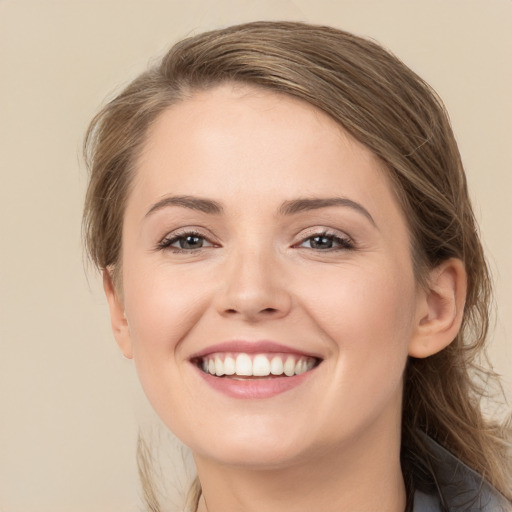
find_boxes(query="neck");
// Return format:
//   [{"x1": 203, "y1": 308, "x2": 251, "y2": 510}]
[{"x1": 194, "y1": 423, "x2": 406, "y2": 512}]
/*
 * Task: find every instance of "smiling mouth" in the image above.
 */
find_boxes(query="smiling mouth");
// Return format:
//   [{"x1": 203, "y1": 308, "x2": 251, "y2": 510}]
[{"x1": 193, "y1": 353, "x2": 321, "y2": 378}]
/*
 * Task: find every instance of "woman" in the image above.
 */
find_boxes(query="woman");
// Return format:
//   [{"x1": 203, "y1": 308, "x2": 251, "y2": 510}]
[{"x1": 82, "y1": 21, "x2": 511, "y2": 512}]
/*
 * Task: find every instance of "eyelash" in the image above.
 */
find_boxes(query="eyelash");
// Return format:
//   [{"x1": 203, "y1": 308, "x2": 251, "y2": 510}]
[
  {"x1": 296, "y1": 231, "x2": 354, "y2": 251},
  {"x1": 156, "y1": 229, "x2": 355, "y2": 254},
  {"x1": 157, "y1": 230, "x2": 213, "y2": 253}
]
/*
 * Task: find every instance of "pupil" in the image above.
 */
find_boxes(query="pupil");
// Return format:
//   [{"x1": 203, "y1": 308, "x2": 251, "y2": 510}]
[
  {"x1": 181, "y1": 235, "x2": 203, "y2": 249},
  {"x1": 312, "y1": 235, "x2": 333, "y2": 249}
]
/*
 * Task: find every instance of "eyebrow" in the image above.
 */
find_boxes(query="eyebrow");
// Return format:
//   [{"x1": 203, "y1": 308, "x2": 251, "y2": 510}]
[
  {"x1": 145, "y1": 195, "x2": 224, "y2": 217},
  {"x1": 145, "y1": 194, "x2": 376, "y2": 227},
  {"x1": 279, "y1": 197, "x2": 376, "y2": 226}
]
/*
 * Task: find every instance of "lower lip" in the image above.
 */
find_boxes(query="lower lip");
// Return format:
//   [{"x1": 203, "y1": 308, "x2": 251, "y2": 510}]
[{"x1": 194, "y1": 366, "x2": 314, "y2": 399}]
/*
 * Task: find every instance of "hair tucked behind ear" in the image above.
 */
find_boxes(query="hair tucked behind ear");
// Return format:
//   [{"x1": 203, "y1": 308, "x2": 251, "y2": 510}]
[{"x1": 83, "y1": 21, "x2": 511, "y2": 510}]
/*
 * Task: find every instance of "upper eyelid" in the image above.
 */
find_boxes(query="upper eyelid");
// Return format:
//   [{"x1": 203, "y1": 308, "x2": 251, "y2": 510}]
[
  {"x1": 295, "y1": 226, "x2": 352, "y2": 241},
  {"x1": 296, "y1": 233, "x2": 353, "y2": 247},
  {"x1": 161, "y1": 227, "x2": 216, "y2": 241}
]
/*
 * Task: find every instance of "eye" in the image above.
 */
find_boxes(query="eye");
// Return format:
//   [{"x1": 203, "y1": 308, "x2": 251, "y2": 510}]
[
  {"x1": 298, "y1": 231, "x2": 354, "y2": 251},
  {"x1": 157, "y1": 230, "x2": 214, "y2": 252}
]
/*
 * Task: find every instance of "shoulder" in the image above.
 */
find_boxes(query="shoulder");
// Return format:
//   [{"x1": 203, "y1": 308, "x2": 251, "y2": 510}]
[{"x1": 412, "y1": 435, "x2": 512, "y2": 512}]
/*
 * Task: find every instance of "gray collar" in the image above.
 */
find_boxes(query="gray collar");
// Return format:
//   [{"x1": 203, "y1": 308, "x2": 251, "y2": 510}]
[{"x1": 412, "y1": 436, "x2": 511, "y2": 511}]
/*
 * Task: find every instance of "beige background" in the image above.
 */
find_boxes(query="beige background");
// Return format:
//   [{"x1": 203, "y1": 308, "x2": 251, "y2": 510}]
[{"x1": 1, "y1": 1, "x2": 511, "y2": 511}]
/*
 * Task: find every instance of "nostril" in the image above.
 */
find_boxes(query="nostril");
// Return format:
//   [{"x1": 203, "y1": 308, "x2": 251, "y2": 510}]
[{"x1": 224, "y1": 307, "x2": 278, "y2": 315}]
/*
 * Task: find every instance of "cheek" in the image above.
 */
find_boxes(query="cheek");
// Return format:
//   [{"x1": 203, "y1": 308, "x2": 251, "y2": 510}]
[
  {"x1": 294, "y1": 263, "x2": 416, "y2": 438},
  {"x1": 309, "y1": 259, "x2": 415, "y2": 330},
  {"x1": 120, "y1": 264, "x2": 214, "y2": 427},
  {"x1": 121, "y1": 261, "x2": 211, "y2": 359},
  {"x1": 304, "y1": 260, "x2": 417, "y2": 384}
]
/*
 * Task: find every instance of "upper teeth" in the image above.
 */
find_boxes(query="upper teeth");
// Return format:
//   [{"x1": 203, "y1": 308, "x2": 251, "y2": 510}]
[{"x1": 200, "y1": 353, "x2": 316, "y2": 377}]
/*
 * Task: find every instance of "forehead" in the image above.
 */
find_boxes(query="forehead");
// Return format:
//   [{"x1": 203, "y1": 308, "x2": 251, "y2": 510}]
[{"x1": 128, "y1": 84, "x2": 403, "y2": 225}]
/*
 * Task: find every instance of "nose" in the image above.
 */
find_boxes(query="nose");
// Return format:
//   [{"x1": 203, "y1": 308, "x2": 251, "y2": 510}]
[{"x1": 214, "y1": 248, "x2": 292, "y2": 322}]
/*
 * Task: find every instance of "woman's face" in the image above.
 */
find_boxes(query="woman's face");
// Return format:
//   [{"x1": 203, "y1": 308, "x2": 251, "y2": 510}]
[{"x1": 110, "y1": 84, "x2": 426, "y2": 468}]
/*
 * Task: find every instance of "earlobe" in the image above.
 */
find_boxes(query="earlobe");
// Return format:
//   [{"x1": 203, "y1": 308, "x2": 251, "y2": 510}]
[
  {"x1": 103, "y1": 269, "x2": 133, "y2": 359},
  {"x1": 408, "y1": 258, "x2": 467, "y2": 359}
]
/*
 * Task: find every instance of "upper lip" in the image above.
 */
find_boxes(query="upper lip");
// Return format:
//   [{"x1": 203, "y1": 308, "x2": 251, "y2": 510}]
[{"x1": 189, "y1": 340, "x2": 323, "y2": 360}]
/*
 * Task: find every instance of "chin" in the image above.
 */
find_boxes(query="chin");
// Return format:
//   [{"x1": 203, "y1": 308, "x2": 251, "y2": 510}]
[
  {"x1": 178, "y1": 415, "x2": 316, "y2": 469},
  {"x1": 195, "y1": 441, "x2": 310, "y2": 470}
]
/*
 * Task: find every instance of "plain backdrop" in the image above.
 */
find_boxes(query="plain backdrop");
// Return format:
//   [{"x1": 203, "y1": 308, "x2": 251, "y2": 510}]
[{"x1": 1, "y1": 1, "x2": 511, "y2": 511}]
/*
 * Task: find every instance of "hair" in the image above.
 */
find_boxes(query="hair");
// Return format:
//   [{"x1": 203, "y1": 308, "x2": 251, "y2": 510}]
[{"x1": 83, "y1": 21, "x2": 511, "y2": 510}]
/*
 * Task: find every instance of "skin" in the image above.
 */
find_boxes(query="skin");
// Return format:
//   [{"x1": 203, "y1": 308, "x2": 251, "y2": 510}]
[{"x1": 104, "y1": 84, "x2": 467, "y2": 512}]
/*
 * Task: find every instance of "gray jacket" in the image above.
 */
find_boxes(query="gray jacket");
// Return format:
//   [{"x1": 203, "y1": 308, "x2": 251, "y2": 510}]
[{"x1": 412, "y1": 436, "x2": 511, "y2": 511}]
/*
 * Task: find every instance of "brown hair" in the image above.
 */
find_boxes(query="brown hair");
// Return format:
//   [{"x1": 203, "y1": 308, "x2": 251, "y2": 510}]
[{"x1": 83, "y1": 21, "x2": 511, "y2": 509}]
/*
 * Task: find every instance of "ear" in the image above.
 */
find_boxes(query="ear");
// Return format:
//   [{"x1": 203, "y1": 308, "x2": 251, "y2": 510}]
[
  {"x1": 408, "y1": 258, "x2": 467, "y2": 358},
  {"x1": 103, "y1": 269, "x2": 133, "y2": 359}
]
